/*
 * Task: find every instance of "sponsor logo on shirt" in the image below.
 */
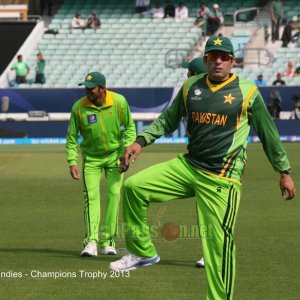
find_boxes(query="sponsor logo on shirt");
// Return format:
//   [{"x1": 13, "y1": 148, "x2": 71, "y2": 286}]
[
  {"x1": 191, "y1": 89, "x2": 202, "y2": 100},
  {"x1": 87, "y1": 114, "x2": 97, "y2": 124}
]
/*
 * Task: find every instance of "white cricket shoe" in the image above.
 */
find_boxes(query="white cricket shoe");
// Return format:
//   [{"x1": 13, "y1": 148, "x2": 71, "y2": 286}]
[
  {"x1": 110, "y1": 253, "x2": 160, "y2": 271},
  {"x1": 102, "y1": 246, "x2": 117, "y2": 255},
  {"x1": 195, "y1": 257, "x2": 205, "y2": 268},
  {"x1": 80, "y1": 242, "x2": 98, "y2": 257}
]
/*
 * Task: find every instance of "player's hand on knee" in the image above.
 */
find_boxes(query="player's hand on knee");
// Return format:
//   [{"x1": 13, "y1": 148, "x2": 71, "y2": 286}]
[
  {"x1": 125, "y1": 143, "x2": 142, "y2": 164},
  {"x1": 119, "y1": 143, "x2": 142, "y2": 173}
]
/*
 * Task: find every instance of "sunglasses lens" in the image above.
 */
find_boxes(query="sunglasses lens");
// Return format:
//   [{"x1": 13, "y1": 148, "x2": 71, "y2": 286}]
[{"x1": 207, "y1": 53, "x2": 232, "y2": 61}]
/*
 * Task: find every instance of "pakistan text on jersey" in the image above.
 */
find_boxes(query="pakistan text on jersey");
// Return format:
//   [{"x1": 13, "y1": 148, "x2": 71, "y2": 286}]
[{"x1": 191, "y1": 112, "x2": 227, "y2": 126}]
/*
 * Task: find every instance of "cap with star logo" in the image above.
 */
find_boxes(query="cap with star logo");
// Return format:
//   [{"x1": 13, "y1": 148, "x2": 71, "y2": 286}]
[
  {"x1": 204, "y1": 36, "x2": 234, "y2": 54},
  {"x1": 78, "y1": 72, "x2": 106, "y2": 88}
]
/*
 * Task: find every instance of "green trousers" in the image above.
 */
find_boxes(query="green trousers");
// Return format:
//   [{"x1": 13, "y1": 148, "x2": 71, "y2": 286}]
[
  {"x1": 123, "y1": 154, "x2": 241, "y2": 300},
  {"x1": 82, "y1": 150, "x2": 123, "y2": 248}
]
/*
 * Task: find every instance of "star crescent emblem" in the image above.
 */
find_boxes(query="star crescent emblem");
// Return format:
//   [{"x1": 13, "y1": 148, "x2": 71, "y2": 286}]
[
  {"x1": 86, "y1": 75, "x2": 93, "y2": 81},
  {"x1": 224, "y1": 93, "x2": 235, "y2": 104},
  {"x1": 214, "y1": 38, "x2": 223, "y2": 46}
]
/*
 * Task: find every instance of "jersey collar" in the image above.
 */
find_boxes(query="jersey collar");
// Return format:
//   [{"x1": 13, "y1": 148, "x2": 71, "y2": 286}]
[
  {"x1": 206, "y1": 73, "x2": 237, "y2": 92},
  {"x1": 81, "y1": 90, "x2": 114, "y2": 108}
]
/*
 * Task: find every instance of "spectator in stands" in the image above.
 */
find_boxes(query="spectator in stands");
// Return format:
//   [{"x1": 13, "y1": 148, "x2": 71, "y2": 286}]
[
  {"x1": 254, "y1": 74, "x2": 267, "y2": 86},
  {"x1": 272, "y1": 72, "x2": 285, "y2": 86},
  {"x1": 86, "y1": 12, "x2": 101, "y2": 31},
  {"x1": 175, "y1": 2, "x2": 188, "y2": 19},
  {"x1": 142, "y1": 1, "x2": 164, "y2": 18},
  {"x1": 290, "y1": 93, "x2": 300, "y2": 119},
  {"x1": 193, "y1": 7, "x2": 207, "y2": 36},
  {"x1": 10, "y1": 54, "x2": 30, "y2": 84},
  {"x1": 285, "y1": 61, "x2": 295, "y2": 77},
  {"x1": 267, "y1": 90, "x2": 282, "y2": 119},
  {"x1": 35, "y1": 51, "x2": 46, "y2": 84},
  {"x1": 197, "y1": 3, "x2": 210, "y2": 19},
  {"x1": 292, "y1": 15, "x2": 300, "y2": 42},
  {"x1": 71, "y1": 13, "x2": 86, "y2": 30},
  {"x1": 263, "y1": 22, "x2": 270, "y2": 43},
  {"x1": 136, "y1": 0, "x2": 150, "y2": 14},
  {"x1": 281, "y1": 20, "x2": 294, "y2": 48},
  {"x1": 164, "y1": 0, "x2": 175, "y2": 18},
  {"x1": 207, "y1": 4, "x2": 223, "y2": 36},
  {"x1": 270, "y1": 0, "x2": 284, "y2": 42}
]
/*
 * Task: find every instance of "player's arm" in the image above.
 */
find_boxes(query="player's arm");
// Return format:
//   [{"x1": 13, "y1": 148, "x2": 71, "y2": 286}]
[
  {"x1": 118, "y1": 99, "x2": 137, "y2": 172},
  {"x1": 66, "y1": 105, "x2": 80, "y2": 179},
  {"x1": 138, "y1": 86, "x2": 186, "y2": 145},
  {"x1": 122, "y1": 86, "x2": 186, "y2": 167},
  {"x1": 249, "y1": 92, "x2": 296, "y2": 200},
  {"x1": 121, "y1": 98, "x2": 137, "y2": 147}
]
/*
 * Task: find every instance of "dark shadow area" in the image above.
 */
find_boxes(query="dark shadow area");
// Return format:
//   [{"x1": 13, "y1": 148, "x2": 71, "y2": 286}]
[{"x1": 0, "y1": 22, "x2": 36, "y2": 74}]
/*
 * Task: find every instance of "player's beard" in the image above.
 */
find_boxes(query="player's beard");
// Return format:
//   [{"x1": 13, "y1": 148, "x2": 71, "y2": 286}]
[{"x1": 87, "y1": 92, "x2": 101, "y2": 106}]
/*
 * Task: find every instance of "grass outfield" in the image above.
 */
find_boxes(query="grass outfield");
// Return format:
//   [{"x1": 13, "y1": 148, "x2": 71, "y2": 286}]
[{"x1": 0, "y1": 143, "x2": 299, "y2": 300}]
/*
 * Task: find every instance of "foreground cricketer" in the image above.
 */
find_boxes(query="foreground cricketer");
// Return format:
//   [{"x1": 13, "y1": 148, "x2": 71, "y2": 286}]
[
  {"x1": 66, "y1": 72, "x2": 136, "y2": 256},
  {"x1": 110, "y1": 37, "x2": 296, "y2": 299}
]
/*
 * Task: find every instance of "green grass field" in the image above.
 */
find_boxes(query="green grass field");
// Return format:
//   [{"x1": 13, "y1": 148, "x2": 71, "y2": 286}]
[{"x1": 0, "y1": 144, "x2": 299, "y2": 300}]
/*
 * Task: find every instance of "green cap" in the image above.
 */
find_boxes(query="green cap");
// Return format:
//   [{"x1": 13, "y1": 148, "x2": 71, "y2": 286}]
[
  {"x1": 182, "y1": 57, "x2": 207, "y2": 74},
  {"x1": 204, "y1": 36, "x2": 234, "y2": 54},
  {"x1": 78, "y1": 72, "x2": 106, "y2": 88}
]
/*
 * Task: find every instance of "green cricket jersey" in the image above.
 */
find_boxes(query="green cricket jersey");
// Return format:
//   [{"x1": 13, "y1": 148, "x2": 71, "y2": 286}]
[
  {"x1": 12, "y1": 61, "x2": 29, "y2": 76},
  {"x1": 36, "y1": 59, "x2": 46, "y2": 75},
  {"x1": 66, "y1": 90, "x2": 136, "y2": 166},
  {"x1": 138, "y1": 73, "x2": 290, "y2": 183}
]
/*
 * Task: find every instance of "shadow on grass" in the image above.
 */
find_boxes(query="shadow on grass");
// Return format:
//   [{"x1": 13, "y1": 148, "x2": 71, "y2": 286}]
[
  {"x1": 0, "y1": 248, "x2": 117, "y2": 262},
  {"x1": 158, "y1": 259, "x2": 197, "y2": 268},
  {"x1": 0, "y1": 248, "x2": 201, "y2": 268}
]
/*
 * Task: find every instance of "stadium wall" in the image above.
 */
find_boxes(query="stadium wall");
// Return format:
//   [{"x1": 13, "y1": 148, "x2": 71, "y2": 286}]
[
  {"x1": 0, "y1": 86, "x2": 299, "y2": 113},
  {"x1": 0, "y1": 87, "x2": 299, "y2": 144}
]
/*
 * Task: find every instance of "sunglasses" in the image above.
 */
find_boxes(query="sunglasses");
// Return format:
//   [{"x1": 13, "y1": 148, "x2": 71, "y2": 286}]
[{"x1": 205, "y1": 52, "x2": 233, "y2": 61}]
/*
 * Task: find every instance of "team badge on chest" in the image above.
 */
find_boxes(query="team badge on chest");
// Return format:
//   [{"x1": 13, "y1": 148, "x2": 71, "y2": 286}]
[{"x1": 87, "y1": 114, "x2": 97, "y2": 124}]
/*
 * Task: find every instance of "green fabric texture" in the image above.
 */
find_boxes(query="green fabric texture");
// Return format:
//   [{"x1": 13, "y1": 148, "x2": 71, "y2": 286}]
[
  {"x1": 138, "y1": 74, "x2": 290, "y2": 182},
  {"x1": 123, "y1": 154, "x2": 241, "y2": 299},
  {"x1": 12, "y1": 61, "x2": 29, "y2": 76},
  {"x1": 123, "y1": 72, "x2": 290, "y2": 299},
  {"x1": 83, "y1": 151, "x2": 123, "y2": 247},
  {"x1": 66, "y1": 90, "x2": 136, "y2": 166},
  {"x1": 66, "y1": 89, "x2": 136, "y2": 247},
  {"x1": 36, "y1": 60, "x2": 46, "y2": 74}
]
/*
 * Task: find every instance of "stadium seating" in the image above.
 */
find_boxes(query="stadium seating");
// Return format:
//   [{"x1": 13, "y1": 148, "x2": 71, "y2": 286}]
[
  {"x1": 24, "y1": 0, "x2": 300, "y2": 88},
  {"x1": 28, "y1": 14, "x2": 202, "y2": 88}
]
